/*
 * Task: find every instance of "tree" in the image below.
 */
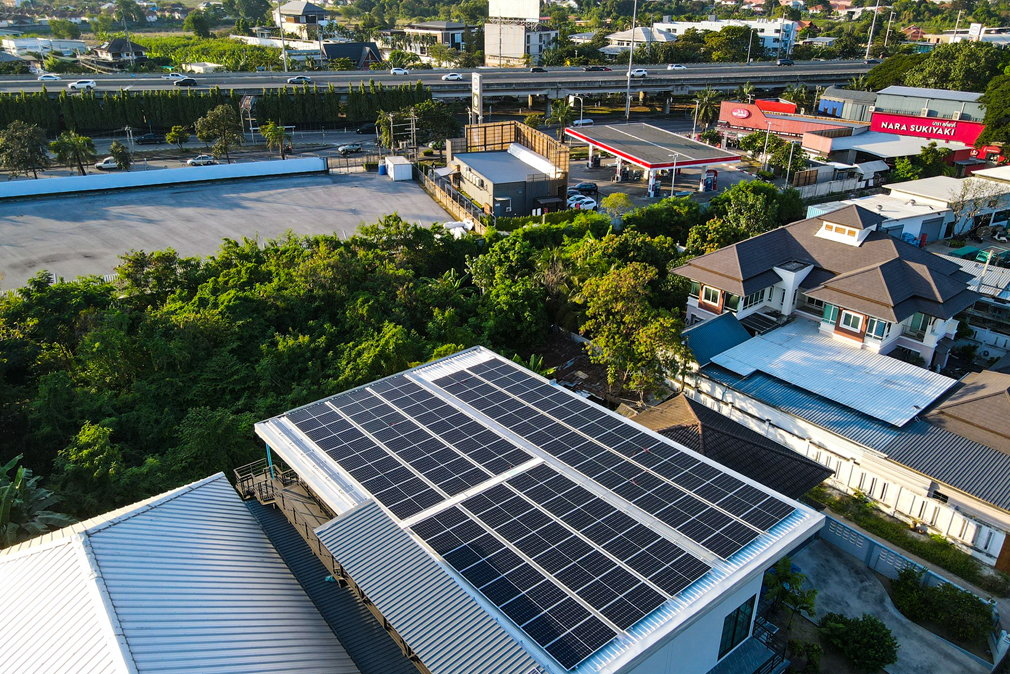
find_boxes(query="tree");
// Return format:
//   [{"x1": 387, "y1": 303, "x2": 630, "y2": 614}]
[
  {"x1": 51, "y1": 422, "x2": 125, "y2": 517},
  {"x1": 259, "y1": 120, "x2": 291, "y2": 159},
  {"x1": 523, "y1": 112, "x2": 544, "y2": 129},
  {"x1": 1, "y1": 455, "x2": 74, "y2": 549},
  {"x1": 846, "y1": 75, "x2": 868, "y2": 91},
  {"x1": 49, "y1": 19, "x2": 82, "y2": 40},
  {"x1": 547, "y1": 99, "x2": 575, "y2": 140},
  {"x1": 819, "y1": 613, "x2": 899, "y2": 673},
  {"x1": 0, "y1": 120, "x2": 50, "y2": 179},
  {"x1": 601, "y1": 192, "x2": 635, "y2": 220},
  {"x1": 904, "y1": 41, "x2": 1008, "y2": 93},
  {"x1": 109, "y1": 140, "x2": 132, "y2": 171},
  {"x1": 413, "y1": 99, "x2": 461, "y2": 145},
  {"x1": 866, "y1": 54, "x2": 926, "y2": 90},
  {"x1": 692, "y1": 87, "x2": 721, "y2": 129},
  {"x1": 49, "y1": 130, "x2": 96, "y2": 176},
  {"x1": 782, "y1": 83, "x2": 814, "y2": 111},
  {"x1": 892, "y1": 156, "x2": 921, "y2": 181},
  {"x1": 704, "y1": 25, "x2": 751, "y2": 62},
  {"x1": 184, "y1": 9, "x2": 212, "y2": 38},
  {"x1": 978, "y1": 74, "x2": 1010, "y2": 146},
  {"x1": 223, "y1": 0, "x2": 271, "y2": 23},
  {"x1": 114, "y1": 0, "x2": 146, "y2": 23},
  {"x1": 764, "y1": 556, "x2": 817, "y2": 627},
  {"x1": 698, "y1": 129, "x2": 721, "y2": 146},
  {"x1": 735, "y1": 81, "x2": 756, "y2": 103},
  {"x1": 166, "y1": 125, "x2": 190, "y2": 150},
  {"x1": 194, "y1": 104, "x2": 243, "y2": 163}
]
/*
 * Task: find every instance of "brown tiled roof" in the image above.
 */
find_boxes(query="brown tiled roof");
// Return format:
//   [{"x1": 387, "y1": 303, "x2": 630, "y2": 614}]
[
  {"x1": 672, "y1": 205, "x2": 979, "y2": 322},
  {"x1": 924, "y1": 371, "x2": 1010, "y2": 451},
  {"x1": 634, "y1": 395, "x2": 833, "y2": 499},
  {"x1": 822, "y1": 204, "x2": 887, "y2": 230}
]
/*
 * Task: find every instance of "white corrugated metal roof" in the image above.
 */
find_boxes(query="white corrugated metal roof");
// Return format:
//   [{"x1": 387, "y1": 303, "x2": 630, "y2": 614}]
[
  {"x1": 0, "y1": 474, "x2": 361, "y2": 674},
  {"x1": 711, "y1": 319, "x2": 957, "y2": 426}
]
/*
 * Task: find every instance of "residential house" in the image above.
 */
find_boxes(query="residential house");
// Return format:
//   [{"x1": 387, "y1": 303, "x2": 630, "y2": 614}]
[
  {"x1": 1, "y1": 36, "x2": 85, "y2": 56},
  {"x1": 903, "y1": 24, "x2": 925, "y2": 41},
  {"x1": 653, "y1": 17, "x2": 798, "y2": 54},
  {"x1": 93, "y1": 37, "x2": 147, "y2": 63},
  {"x1": 274, "y1": 0, "x2": 328, "y2": 39},
  {"x1": 320, "y1": 41, "x2": 382, "y2": 68},
  {"x1": 602, "y1": 26, "x2": 676, "y2": 54}
]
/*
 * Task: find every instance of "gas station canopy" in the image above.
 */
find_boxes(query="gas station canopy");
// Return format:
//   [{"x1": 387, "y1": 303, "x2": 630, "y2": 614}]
[{"x1": 564, "y1": 123, "x2": 742, "y2": 169}]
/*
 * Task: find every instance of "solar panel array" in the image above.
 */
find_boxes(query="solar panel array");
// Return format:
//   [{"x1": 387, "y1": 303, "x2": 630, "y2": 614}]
[
  {"x1": 431, "y1": 359, "x2": 795, "y2": 559},
  {"x1": 412, "y1": 506, "x2": 617, "y2": 670}
]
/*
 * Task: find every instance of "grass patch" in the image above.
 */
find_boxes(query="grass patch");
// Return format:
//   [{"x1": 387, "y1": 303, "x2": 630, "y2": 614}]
[{"x1": 808, "y1": 486, "x2": 1010, "y2": 597}]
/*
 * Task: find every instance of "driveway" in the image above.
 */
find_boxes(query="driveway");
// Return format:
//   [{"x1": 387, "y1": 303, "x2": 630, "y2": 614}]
[{"x1": 792, "y1": 540, "x2": 988, "y2": 674}]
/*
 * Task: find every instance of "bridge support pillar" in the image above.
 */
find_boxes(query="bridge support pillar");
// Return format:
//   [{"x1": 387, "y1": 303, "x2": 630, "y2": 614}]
[
  {"x1": 664, "y1": 98, "x2": 670, "y2": 115},
  {"x1": 639, "y1": 91, "x2": 646, "y2": 105},
  {"x1": 529, "y1": 94, "x2": 536, "y2": 108}
]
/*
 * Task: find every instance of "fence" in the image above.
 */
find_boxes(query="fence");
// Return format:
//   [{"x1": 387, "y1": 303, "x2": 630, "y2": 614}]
[
  {"x1": 796, "y1": 177, "x2": 867, "y2": 199},
  {"x1": 820, "y1": 514, "x2": 1010, "y2": 670},
  {"x1": 414, "y1": 163, "x2": 490, "y2": 229},
  {"x1": 462, "y1": 120, "x2": 570, "y2": 185},
  {"x1": 325, "y1": 152, "x2": 383, "y2": 174}
]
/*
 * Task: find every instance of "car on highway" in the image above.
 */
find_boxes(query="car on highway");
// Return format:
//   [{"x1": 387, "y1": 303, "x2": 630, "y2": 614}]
[
  {"x1": 95, "y1": 157, "x2": 119, "y2": 171},
  {"x1": 162, "y1": 72, "x2": 186, "y2": 80},
  {"x1": 583, "y1": 65, "x2": 611, "y2": 71},
  {"x1": 666, "y1": 63, "x2": 687, "y2": 70},
  {"x1": 356, "y1": 123, "x2": 376, "y2": 135},
  {"x1": 864, "y1": 58, "x2": 881, "y2": 64},
  {"x1": 389, "y1": 67, "x2": 411, "y2": 75},
  {"x1": 287, "y1": 75, "x2": 312, "y2": 84},
  {"x1": 777, "y1": 58, "x2": 794, "y2": 66},
  {"x1": 67, "y1": 79, "x2": 96, "y2": 91},
  {"x1": 337, "y1": 142, "x2": 363, "y2": 155},
  {"x1": 135, "y1": 133, "x2": 165, "y2": 145},
  {"x1": 174, "y1": 77, "x2": 198, "y2": 87},
  {"x1": 628, "y1": 68, "x2": 648, "y2": 78},
  {"x1": 37, "y1": 74, "x2": 61, "y2": 81},
  {"x1": 441, "y1": 72, "x2": 463, "y2": 81},
  {"x1": 187, "y1": 154, "x2": 217, "y2": 166},
  {"x1": 530, "y1": 66, "x2": 547, "y2": 73}
]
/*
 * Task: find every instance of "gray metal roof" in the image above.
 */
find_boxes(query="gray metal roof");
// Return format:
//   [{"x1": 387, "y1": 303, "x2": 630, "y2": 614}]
[
  {"x1": 246, "y1": 501, "x2": 419, "y2": 674},
  {"x1": 0, "y1": 474, "x2": 361, "y2": 674},
  {"x1": 878, "y1": 85, "x2": 981, "y2": 103},
  {"x1": 315, "y1": 501, "x2": 540, "y2": 674},
  {"x1": 682, "y1": 312, "x2": 752, "y2": 366},
  {"x1": 453, "y1": 150, "x2": 549, "y2": 183},
  {"x1": 820, "y1": 86, "x2": 878, "y2": 105}
]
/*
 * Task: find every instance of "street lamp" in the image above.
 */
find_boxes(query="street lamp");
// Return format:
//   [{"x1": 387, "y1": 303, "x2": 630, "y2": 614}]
[
  {"x1": 761, "y1": 121, "x2": 773, "y2": 172},
  {"x1": 668, "y1": 152, "x2": 681, "y2": 197},
  {"x1": 624, "y1": 0, "x2": 639, "y2": 122},
  {"x1": 570, "y1": 95, "x2": 585, "y2": 125},
  {"x1": 746, "y1": 27, "x2": 755, "y2": 63}
]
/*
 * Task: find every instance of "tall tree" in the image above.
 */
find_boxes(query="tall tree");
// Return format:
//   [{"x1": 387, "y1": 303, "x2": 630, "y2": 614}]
[
  {"x1": 547, "y1": 99, "x2": 575, "y2": 140},
  {"x1": 692, "y1": 87, "x2": 721, "y2": 128},
  {"x1": 1, "y1": 455, "x2": 75, "y2": 549},
  {"x1": 109, "y1": 140, "x2": 132, "y2": 171},
  {"x1": 49, "y1": 130, "x2": 96, "y2": 176},
  {"x1": 49, "y1": 19, "x2": 82, "y2": 40},
  {"x1": 183, "y1": 9, "x2": 212, "y2": 38},
  {"x1": 0, "y1": 120, "x2": 51, "y2": 179},
  {"x1": 166, "y1": 125, "x2": 190, "y2": 150},
  {"x1": 259, "y1": 120, "x2": 290, "y2": 159},
  {"x1": 194, "y1": 105, "x2": 244, "y2": 163},
  {"x1": 904, "y1": 41, "x2": 1008, "y2": 93}
]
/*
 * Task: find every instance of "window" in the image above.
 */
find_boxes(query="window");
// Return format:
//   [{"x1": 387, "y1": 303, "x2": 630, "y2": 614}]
[
  {"x1": 840, "y1": 310, "x2": 863, "y2": 332},
  {"x1": 703, "y1": 286, "x2": 721, "y2": 305},
  {"x1": 725, "y1": 293, "x2": 740, "y2": 312},
  {"x1": 719, "y1": 595, "x2": 756, "y2": 659},
  {"x1": 821, "y1": 304, "x2": 839, "y2": 324},
  {"x1": 932, "y1": 490, "x2": 949, "y2": 504},
  {"x1": 689, "y1": 281, "x2": 700, "y2": 298},
  {"x1": 865, "y1": 317, "x2": 888, "y2": 340},
  {"x1": 907, "y1": 312, "x2": 930, "y2": 334},
  {"x1": 742, "y1": 288, "x2": 766, "y2": 310}
]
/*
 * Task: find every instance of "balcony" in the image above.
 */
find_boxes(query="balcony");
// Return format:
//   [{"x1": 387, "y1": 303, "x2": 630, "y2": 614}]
[
  {"x1": 706, "y1": 620, "x2": 788, "y2": 674},
  {"x1": 234, "y1": 459, "x2": 336, "y2": 545},
  {"x1": 901, "y1": 326, "x2": 926, "y2": 342}
]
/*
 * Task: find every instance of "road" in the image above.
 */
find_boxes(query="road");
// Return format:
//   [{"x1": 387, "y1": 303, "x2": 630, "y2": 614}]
[{"x1": 6, "y1": 60, "x2": 872, "y2": 96}]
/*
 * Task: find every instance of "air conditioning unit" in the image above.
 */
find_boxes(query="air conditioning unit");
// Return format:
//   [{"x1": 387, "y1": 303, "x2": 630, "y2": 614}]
[
  {"x1": 952, "y1": 111, "x2": 961, "y2": 120},
  {"x1": 921, "y1": 107, "x2": 930, "y2": 117}
]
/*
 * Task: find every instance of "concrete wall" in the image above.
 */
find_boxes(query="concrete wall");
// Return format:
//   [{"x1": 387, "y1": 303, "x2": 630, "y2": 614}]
[{"x1": 0, "y1": 158, "x2": 327, "y2": 200}]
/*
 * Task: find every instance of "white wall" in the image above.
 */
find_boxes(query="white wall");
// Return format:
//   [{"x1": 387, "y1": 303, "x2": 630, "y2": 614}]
[{"x1": 0, "y1": 158, "x2": 326, "y2": 200}]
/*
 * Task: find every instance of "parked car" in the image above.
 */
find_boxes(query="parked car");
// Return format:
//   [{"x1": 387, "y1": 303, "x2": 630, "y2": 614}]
[
  {"x1": 673, "y1": 190, "x2": 693, "y2": 198},
  {"x1": 337, "y1": 142, "x2": 363, "y2": 155},
  {"x1": 628, "y1": 68, "x2": 648, "y2": 78},
  {"x1": 37, "y1": 74, "x2": 61, "y2": 81},
  {"x1": 135, "y1": 133, "x2": 165, "y2": 145},
  {"x1": 777, "y1": 58, "x2": 794, "y2": 66},
  {"x1": 568, "y1": 194, "x2": 597, "y2": 210},
  {"x1": 571, "y1": 118, "x2": 594, "y2": 127},
  {"x1": 95, "y1": 157, "x2": 119, "y2": 171},
  {"x1": 583, "y1": 65, "x2": 611, "y2": 71},
  {"x1": 162, "y1": 72, "x2": 186, "y2": 80},
  {"x1": 390, "y1": 67, "x2": 411, "y2": 75},
  {"x1": 187, "y1": 154, "x2": 217, "y2": 166},
  {"x1": 286, "y1": 75, "x2": 312, "y2": 84},
  {"x1": 666, "y1": 63, "x2": 687, "y2": 70},
  {"x1": 530, "y1": 66, "x2": 547, "y2": 73},
  {"x1": 174, "y1": 78, "x2": 198, "y2": 87},
  {"x1": 67, "y1": 80, "x2": 96, "y2": 91},
  {"x1": 356, "y1": 123, "x2": 376, "y2": 135},
  {"x1": 573, "y1": 182, "x2": 598, "y2": 196},
  {"x1": 441, "y1": 72, "x2": 463, "y2": 81}
]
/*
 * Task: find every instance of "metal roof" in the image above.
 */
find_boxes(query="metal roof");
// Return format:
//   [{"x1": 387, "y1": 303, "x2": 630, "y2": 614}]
[
  {"x1": 711, "y1": 320, "x2": 957, "y2": 426},
  {"x1": 453, "y1": 150, "x2": 550, "y2": 183},
  {"x1": 826, "y1": 132, "x2": 971, "y2": 159},
  {"x1": 245, "y1": 501, "x2": 418, "y2": 674},
  {"x1": 315, "y1": 501, "x2": 540, "y2": 674},
  {"x1": 939, "y1": 254, "x2": 1010, "y2": 299},
  {"x1": 877, "y1": 85, "x2": 981, "y2": 103},
  {"x1": 0, "y1": 474, "x2": 361, "y2": 674},
  {"x1": 564, "y1": 123, "x2": 741, "y2": 169},
  {"x1": 682, "y1": 312, "x2": 752, "y2": 366}
]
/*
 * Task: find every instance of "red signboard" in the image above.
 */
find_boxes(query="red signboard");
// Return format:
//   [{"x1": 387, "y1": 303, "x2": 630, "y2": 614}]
[
  {"x1": 870, "y1": 112, "x2": 984, "y2": 145},
  {"x1": 731, "y1": 108, "x2": 751, "y2": 119}
]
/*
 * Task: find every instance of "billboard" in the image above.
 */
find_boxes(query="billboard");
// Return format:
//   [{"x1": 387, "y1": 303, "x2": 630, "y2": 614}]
[
  {"x1": 489, "y1": 0, "x2": 540, "y2": 22},
  {"x1": 471, "y1": 73, "x2": 483, "y2": 123},
  {"x1": 870, "y1": 112, "x2": 985, "y2": 145}
]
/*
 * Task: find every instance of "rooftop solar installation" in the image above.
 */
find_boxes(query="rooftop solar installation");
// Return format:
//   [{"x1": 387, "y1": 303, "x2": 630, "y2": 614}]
[
  {"x1": 564, "y1": 123, "x2": 742, "y2": 170},
  {"x1": 271, "y1": 348, "x2": 811, "y2": 673}
]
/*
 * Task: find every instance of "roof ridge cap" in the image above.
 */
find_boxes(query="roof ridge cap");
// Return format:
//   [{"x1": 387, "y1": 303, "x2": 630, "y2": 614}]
[{"x1": 74, "y1": 534, "x2": 141, "y2": 674}]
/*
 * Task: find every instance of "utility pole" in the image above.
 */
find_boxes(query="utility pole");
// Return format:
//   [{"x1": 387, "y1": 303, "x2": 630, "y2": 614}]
[
  {"x1": 784, "y1": 141, "x2": 795, "y2": 186},
  {"x1": 954, "y1": 10, "x2": 963, "y2": 38},
  {"x1": 761, "y1": 121, "x2": 772, "y2": 172},
  {"x1": 277, "y1": 0, "x2": 288, "y2": 72},
  {"x1": 747, "y1": 27, "x2": 755, "y2": 63},
  {"x1": 624, "y1": 0, "x2": 639, "y2": 122},
  {"x1": 776, "y1": 15, "x2": 785, "y2": 59},
  {"x1": 691, "y1": 98, "x2": 699, "y2": 139},
  {"x1": 864, "y1": 0, "x2": 881, "y2": 60},
  {"x1": 884, "y1": 11, "x2": 895, "y2": 49}
]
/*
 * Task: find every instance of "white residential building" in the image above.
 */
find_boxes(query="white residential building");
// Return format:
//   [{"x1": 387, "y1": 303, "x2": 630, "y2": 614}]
[
  {"x1": 2, "y1": 37, "x2": 86, "y2": 57},
  {"x1": 652, "y1": 17, "x2": 797, "y2": 55}
]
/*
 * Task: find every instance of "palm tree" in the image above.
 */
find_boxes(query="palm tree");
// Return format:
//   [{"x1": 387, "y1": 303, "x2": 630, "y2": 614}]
[
  {"x1": 49, "y1": 130, "x2": 96, "y2": 176},
  {"x1": 693, "y1": 87, "x2": 722, "y2": 129},
  {"x1": 847, "y1": 75, "x2": 868, "y2": 91},
  {"x1": 735, "y1": 81, "x2": 756, "y2": 103},
  {"x1": 547, "y1": 99, "x2": 576, "y2": 140},
  {"x1": 260, "y1": 121, "x2": 291, "y2": 160},
  {"x1": 781, "y1": 83, "x2": 813, "y2": 112},
  {"x1": 1, "y1": 455, "x2": 74, "y2": 548}
]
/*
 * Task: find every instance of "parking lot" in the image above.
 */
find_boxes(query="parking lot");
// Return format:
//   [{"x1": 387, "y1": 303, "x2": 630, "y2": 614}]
[{"x1": 0, "y1": 173, "x2": 448, "y2": 289}]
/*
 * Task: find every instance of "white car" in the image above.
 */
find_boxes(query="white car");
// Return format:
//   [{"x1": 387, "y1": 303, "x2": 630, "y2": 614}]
[
  {"x1": 187, "y1": 154, "x2": 217, "y2": 166},
  {"x1": 441, "y1": 72, "x2": 462, "y2": 81},
  {"x1": 568, "y1": 195, "x2": 597, "y2": 211},
  {"x1": 95, "y1": 157, "x2": 118, "y2": 171},
  {"x1": 666, "y1": 63, "x2": 687, "y2": 70},
  {"x1": 162, "y1": 72, "x2": 186, "y2": 80},
  {"x1": 286, "y1": 75, "x2": 312, "y2": 84},
  {"x1": 68, "y1": 79, "x2": 96, "y2": 91},
  {"x1": 390, "y1": 67, "x2": 411, "y2": 75},
  {"x1": 628, "y1": 69, "x2": 648, "y2": 78},
  {"x1": 37, "y1": 74, "x2": 61, "y2": 81}
]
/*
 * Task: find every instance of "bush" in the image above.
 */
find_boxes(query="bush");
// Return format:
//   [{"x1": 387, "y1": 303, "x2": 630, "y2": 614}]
[
  {"x1": 931, "y1": 582, "x2": 993, "y2": 643},
  {"x1": 819, "y1": 612, "x2": 899, "y2": 673},
  {"x1": 892, "y1": 567, "x2": 930, "y2": 622},
  {"x1": 805, "y1": 642, "x2": 822, "y2": 673},
  {"x1": 952, "y1": 343, "x2": 978, "y2": 361}
]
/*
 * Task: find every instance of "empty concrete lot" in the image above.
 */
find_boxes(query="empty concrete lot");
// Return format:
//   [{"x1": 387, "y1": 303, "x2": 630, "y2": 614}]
[{"x1": 0, "y1": 173, "x2": 449, "y2": 289}]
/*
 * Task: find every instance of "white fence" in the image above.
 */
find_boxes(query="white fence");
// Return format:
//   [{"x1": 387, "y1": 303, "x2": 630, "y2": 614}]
[
  {"x1": 796, "y1": 177, "x2": 867, "y2": 199},
  {"x1": 0, "y1": 157, "x2": 327, "y2": 200}
]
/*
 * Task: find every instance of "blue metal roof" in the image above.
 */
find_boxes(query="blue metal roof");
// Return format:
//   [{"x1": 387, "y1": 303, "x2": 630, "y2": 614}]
[{"x1": 683, "y1": 313, "x2": 752, "y2": 367}]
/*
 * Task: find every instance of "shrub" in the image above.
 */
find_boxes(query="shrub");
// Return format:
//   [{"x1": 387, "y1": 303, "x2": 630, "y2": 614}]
[
  {"x1": 805, "y1": 642, "x2": 822, "y2": 673},
  {"x1": 819, "y1": 612, "x2": 899, "y2": 673},
  {"x1": 952, "y1": 343, "x2": 978, "y2": 361},
  {"x1": 931, "y1": 582, "x2": 993, "y2": 643},
  {"x1": 892, "y1": 566, "x2": 930, "y2": 622}
]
